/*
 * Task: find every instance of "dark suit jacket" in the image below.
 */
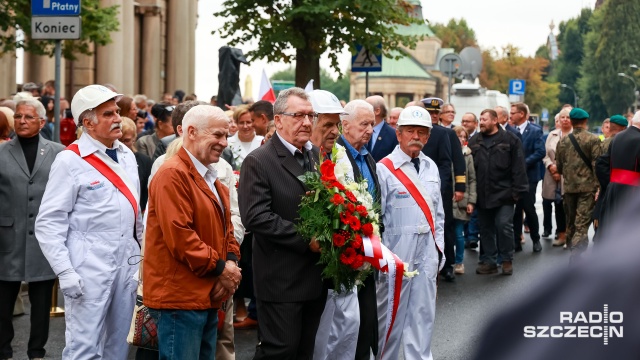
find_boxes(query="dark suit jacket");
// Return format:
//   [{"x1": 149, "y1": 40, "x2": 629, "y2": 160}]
[
  {"x1": 505, "y1": 124, "x2": 522, "y2": 140},
  {"x1": 421, "y1": 125, "x2": 453, "y2": 193},
  {"x1": 367, "y1": 121, "x2": 398, "y2": 163},
  {"x1": 519, "y1": 123, "x2": 546, "y2": 183},
  {"x1": 238, "y1": 133, "x2": 324, "y2": 302},
  {"x1": 437, "y1": 124, "x2": 466, "y2": 193}
]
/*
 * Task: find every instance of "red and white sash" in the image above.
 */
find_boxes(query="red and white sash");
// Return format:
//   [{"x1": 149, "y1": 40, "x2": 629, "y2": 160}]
[{"x1": 66, "y1": 143, "x2": 139, "y2": 218}]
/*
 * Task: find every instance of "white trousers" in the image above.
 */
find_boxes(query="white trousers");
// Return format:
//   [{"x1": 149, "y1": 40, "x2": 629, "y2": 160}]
[{"x1": 313, "y1": 287, "x2": 360, "y2": 360}]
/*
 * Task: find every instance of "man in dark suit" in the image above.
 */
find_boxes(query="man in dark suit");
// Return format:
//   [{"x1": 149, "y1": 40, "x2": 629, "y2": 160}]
[
  {"x1": 421, "y1": 97, "x2": 465, "y2": 282},
  {"x1": 337, "y1": 99, "x2": 380, "y2": 360},
  {"x1": 495, "y1": 106, "x2": 522, "y2": 140},
  {"x1": 365, "y1": 95, "x2": 398, "y2": 162},
  {"x1": 238, "y1": 87, "x2": 326, "y2": 359},
  {"x1": 510, "y1": 102, "x2": 545, "y2": 252}
]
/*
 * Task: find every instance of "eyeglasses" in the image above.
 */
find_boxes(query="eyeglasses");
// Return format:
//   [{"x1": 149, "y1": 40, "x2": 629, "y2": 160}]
[
  {"x1": 280, "y1": 112, "x2": 317, "y2": 121},
  {"x1": 13, "y1": 113, "x2": 39, "y2": 121},
  {"x1": 442, "y1": 111, "x2": 456, "y2": 115}
]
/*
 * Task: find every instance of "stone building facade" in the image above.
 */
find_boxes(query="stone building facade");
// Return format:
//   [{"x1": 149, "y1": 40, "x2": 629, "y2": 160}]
[
  {"x1": 349, "y1": 0, "x2": 452, "y2": 106},
  {"x1": 0, "y1": 0, "x2": 197, "y2": 101}
]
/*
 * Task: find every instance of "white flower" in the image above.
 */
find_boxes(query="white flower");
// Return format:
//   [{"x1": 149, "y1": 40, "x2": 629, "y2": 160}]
[
  {"x1": 334, "y1": 161, "x2": 350, "y2": 184},
  {"x1": 333, "y1": 144, "x2": 346, "y2": 162}
]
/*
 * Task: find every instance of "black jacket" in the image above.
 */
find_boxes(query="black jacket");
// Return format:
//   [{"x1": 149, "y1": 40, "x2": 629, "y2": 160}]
[
  {"x1": 468, "y1": 127, "x2": 529, "y2": 209},
  {"x1": 422, "y1": 125, "x2": 453, "y2": 193},
  {"x1": 437, "y1": 124, "x2": 466, "y2": 193}
]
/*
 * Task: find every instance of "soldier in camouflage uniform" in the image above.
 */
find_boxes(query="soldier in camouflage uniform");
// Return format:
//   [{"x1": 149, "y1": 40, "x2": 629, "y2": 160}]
[{"x1": 556, "y1": 108, "x2": 602, "y2": 256}]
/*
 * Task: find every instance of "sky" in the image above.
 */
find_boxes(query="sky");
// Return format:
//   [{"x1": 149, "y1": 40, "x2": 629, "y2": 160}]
[{"x1": 195, "y1": 0, "x2": 597, "y2": 101}]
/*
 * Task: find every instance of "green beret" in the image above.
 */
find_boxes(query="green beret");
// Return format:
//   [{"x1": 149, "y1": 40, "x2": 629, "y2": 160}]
[
  {"x1": 609, "y1": 114, "x2": 628, "y2": 127},
  {"x1": 569, "y1": 108, "x2": 589, "y2": 120}
]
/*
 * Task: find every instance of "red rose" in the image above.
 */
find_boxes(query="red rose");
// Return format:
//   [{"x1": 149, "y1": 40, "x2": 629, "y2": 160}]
[
  {"x1": 331, "y1": 193, "x2": 345, "y2": 206},
  {"x1": 351, "y1": 234, "x2": 363, "y2": 250},
  {"x1": 350, "y1": 254, "x2": 365, "y2": 269},
  {"x1": 331, "y1": 180, "x2": 345, "y2": 191},
  {"x1": 362, "y1": 223, "x2": 374, "y2": 237},
  {"x1": 320, "y1": 160, "x2": 337, "y2": 182},
  {"x1": 345, "y1": 190, "x2": 357, "y2": 203},
  {"x1": 340, "y1": 247, "x2": 356, "y2": 265},
  {"x1": 356, "y1": 205, "x2": 368, "y2": 217},
  {"x1": 340, "y1": 212, "x2": 350, "y2": 224},
  {"x1": 332, "y1": 233, "x2": 346, "y2": 247},
  {"x1": 349, "y1": 216, "x2": 361, "y2": 231},
  {"x1": 346, "y1": 203, "x2": 356, "y2": 214}
]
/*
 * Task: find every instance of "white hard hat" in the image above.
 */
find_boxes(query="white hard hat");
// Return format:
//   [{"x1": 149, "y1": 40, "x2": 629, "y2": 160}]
[
  {"x1": 71, "y1": 85, "x2": 123, "y2": 125},
  {"x1": 308, "y1": 89, "x2": 347, "y2": 115},
  {"x1": 397, "y1": 106, "x2": 432, "y2": 128}
]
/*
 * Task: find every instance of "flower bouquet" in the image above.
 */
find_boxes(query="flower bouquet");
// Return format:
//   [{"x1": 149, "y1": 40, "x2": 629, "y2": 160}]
[{"x1": 297, "y1": 145, "x2": 415, "y2": 293}]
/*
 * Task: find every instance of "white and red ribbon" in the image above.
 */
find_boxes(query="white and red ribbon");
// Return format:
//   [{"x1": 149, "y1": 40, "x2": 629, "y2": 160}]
[{"x1": 362, "y1": 234, "x2": 404, "y2": 356}]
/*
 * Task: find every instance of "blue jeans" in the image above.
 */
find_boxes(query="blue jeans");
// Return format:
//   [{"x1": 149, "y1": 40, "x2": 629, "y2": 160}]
[
  {"x1": 454, "y1": 219, "x2": 467, "y2": 264},
  {"x1": 149, "y1": 308, "x2": 218, "y2": 360},
  {"x1": 466, "y1": 208, "x2": 479, "y2": 244}
]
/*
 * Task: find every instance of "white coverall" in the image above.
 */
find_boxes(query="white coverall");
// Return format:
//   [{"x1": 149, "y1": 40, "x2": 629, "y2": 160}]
[
  {"x1": 375, "y1": 146, "x2": 445, "y2": 360},
  {"x1": 36, "y1": 133, "x2": 143, "y2": 360},
  {"x1": 314, "y1": 144, "x2": 360, "y2": 360}
]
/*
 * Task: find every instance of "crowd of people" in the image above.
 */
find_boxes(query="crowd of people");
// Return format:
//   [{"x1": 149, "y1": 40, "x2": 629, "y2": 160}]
[{"x1": 0, "y1": 78, "x2": 638, "y2": 360}]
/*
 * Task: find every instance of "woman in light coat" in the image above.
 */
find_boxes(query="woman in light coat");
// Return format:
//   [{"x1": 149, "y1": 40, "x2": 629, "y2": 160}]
[
  {"x1": 452, "y1": 126, "x2": 476, "y2": 274},
  {"x1": 542, "y1": 108, "x2": 572, "y2": 246}
]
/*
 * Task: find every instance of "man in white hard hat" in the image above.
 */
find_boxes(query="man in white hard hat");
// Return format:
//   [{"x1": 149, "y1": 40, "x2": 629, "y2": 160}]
[
  {"x1": 376, "y1": 106, "x2": 445, "y2": 360},
  {"x1": 36, "y1": 84, "x2": 143, "y2": 359},
  {"x1": 309, "y1": 89, "x2": 346, "y2": 155}
]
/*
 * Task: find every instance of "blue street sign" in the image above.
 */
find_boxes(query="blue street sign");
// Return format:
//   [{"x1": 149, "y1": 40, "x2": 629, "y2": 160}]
[
  {"x1": 32, "y1": 0, "x2": 81, "y2": 17},
  {"x1": 509, "y1": 79, "x2": 526, "y2": 95},
  {"x1": 352, "y1": 44, "x2": 382, "y2": 72}
]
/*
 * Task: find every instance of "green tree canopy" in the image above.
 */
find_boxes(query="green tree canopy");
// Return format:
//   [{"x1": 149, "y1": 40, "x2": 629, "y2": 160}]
[
  {"x1": 0, "y1": 0, "x2": 119, "y2": 59},
  {"x1": 431, "y1": 18, "x2": 477, "y2": 52},
  {"x1": 214, "y1": 0, "x2": 424, "y2": 88}
]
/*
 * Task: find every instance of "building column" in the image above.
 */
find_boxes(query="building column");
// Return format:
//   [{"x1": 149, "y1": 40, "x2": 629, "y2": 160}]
[
  {"x1": 121, "y1": 0, "x2": 135, "y2": 95},
  {"x1": 66, "y1": 46, "x2": 95, "y2": 99},
  {"x1": 390, "y1": 93, "x2": 396, "y2": 108},
  {"x1": 140, "y1": 5, "x2": 162, "y2": 100},
  {"x1": 0, "y1": 52, "x2": 16, "y2": 97},
  {"x1": 166, "y1": 0, "x2": 194, "y2": 95},
  {"x1": 96, "y1": 0, "x2": 125, "y2": 92}
]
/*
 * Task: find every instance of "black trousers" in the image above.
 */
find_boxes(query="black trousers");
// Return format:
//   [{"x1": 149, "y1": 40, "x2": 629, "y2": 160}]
[
  {"x1": 354, "y1": 274, "x2": 378, "y2": 360},
  {"x1": 441, "y1": 188, "x2": 456, "y2": 271},
  {"x1": 543, "y1": 199, "x2": 566, "y2": 233},
  {"x1": 253, "y1": 292, "x2": 327, "y2": 360},
  {"x1": 0, "y1": 279, "x2": 55, "y2": 359},
  {"x1": 514, "y1": 182, "x2": 540, "y2": 246}
]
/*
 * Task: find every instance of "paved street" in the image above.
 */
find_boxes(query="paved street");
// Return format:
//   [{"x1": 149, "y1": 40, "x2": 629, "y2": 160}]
[{"x1": 10, "y1": 190, "x2": 584, "y2": 360}]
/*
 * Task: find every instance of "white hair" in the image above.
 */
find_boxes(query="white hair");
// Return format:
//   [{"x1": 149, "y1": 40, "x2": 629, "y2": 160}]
[
  {"x1": 632, "y1": 111, "x2": 640, "y2": 126},
  {"x1": 16, "y1": 99, "x2": 46, "y2": 119},
  {"x1": 342, "y1": 100, "x2": 374, "y2": 122},
  {"x1": 182, "y1": 105, "x2": 229, "y2": 131}
]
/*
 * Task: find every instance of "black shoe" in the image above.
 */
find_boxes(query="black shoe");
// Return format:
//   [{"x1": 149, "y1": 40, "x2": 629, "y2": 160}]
[
  {"x1": 542, "y1": 231, "x2": 551, "y2": 238},
  {"x1": 533, "y1": 241, "x2": 542, "y2": 253},
  {"x1": 469, "y1": 242, "x2": 478, "y2": 249},
  {"x1": 441, "y1": 268, "x2": 455, "y2": 282}
]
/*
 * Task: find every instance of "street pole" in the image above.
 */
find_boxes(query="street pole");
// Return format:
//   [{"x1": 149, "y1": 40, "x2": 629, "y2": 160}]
[
  {"x1": 560, "y1": 84, "x2": 578, "y2": 108},
  {"x1": 365, "y1": 71, "x2": 369, "y2": 97},
  {"x1": 617, "y1": 73, "x2": 637, "y2": 113},
  {"x1": 53, "y1": 40, "x2": 61, "y2": 143}
]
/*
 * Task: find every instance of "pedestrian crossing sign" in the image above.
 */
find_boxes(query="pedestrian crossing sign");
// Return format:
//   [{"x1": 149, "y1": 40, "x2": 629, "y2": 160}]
[{"x1": 352, "y1": 44, "x2": 382, "y2": 72}]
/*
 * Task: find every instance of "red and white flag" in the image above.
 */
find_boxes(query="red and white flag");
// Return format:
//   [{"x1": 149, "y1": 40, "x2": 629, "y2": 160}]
[{"x1": 259, "y1": 69, "x2": 276, "y2": 103}]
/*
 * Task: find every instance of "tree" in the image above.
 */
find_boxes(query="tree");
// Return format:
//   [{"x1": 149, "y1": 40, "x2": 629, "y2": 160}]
[
  {"x1": 479, "y1": 45, "x2": 559, "y2": 114},
  {"x1": 0, "y1": 0, "x2": 120, "y2": 59},
  {"x1": 214, "y1": 0, "x2": 424, "y2": 88},
  {"x1": 577, "y1": 7, "x2": 608, "y2": 121},
  {"x1": 591, "y1": 0, "x2": 640, "y2": 115},
  {"x1": 431, "y1": 18, "x2": 477, "y2": 53},
  {"x1": 271, "y1": 66, "x2": 350, "y2": 101},
  {"x1": 553, "y1": 8, "x2": 592, "y2": 111}
]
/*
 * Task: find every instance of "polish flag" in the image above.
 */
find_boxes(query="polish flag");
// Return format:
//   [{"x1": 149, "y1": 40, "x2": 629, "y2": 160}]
[{"x1": 259, "y1": 69, "x2": 276, "y2": 103}]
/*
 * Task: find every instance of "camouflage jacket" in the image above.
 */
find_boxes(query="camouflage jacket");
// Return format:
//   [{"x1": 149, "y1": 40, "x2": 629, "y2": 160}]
[{"x1": 556, "y1": 127, "x2": 602, "y2": 193}]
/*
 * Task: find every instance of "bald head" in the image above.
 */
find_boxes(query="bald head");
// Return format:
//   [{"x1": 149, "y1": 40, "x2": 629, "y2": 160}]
[{"x1": 365, "y1": 95, "x2": 387, "y2": 125}]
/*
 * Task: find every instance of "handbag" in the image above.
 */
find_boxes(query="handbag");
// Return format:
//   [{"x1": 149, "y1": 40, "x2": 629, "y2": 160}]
[{"x1": 128, "y1": 294, "x2": 159, "y2": 350}]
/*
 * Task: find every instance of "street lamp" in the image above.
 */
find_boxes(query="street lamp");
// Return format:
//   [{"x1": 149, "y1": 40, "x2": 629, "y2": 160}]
[
  {"x1": 618, "y1": 72, "x2": 638, "y2": 111},
  {"x1": 560, "y1": 84, "x2": 578, "y2": 108}
]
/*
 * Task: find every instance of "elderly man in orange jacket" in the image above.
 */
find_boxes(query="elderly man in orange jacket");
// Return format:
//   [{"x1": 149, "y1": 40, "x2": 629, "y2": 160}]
[{"x1": 143, "y1": 105, "x2": 241, "y2": 358}]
